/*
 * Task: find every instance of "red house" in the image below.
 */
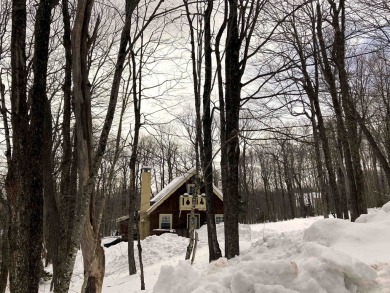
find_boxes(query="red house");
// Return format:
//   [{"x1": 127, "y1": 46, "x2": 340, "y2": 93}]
[{"x1": 118, "y1": 167, "x2": 224, "y2": 239}]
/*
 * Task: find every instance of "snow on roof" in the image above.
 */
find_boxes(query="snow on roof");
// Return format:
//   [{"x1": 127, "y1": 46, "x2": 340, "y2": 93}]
[
  {"x1": 149, "y1": 168, "x2": 196, "y2": 205},
  {"x1": 116, "y1": 215, "x2": 129, "y2": 223},
  {"x1": 213, "y1": 185, "x2": 223, "y2": 198},
  {"x1": 147, "y1": 167, "x2": 223, "y2": 214}
]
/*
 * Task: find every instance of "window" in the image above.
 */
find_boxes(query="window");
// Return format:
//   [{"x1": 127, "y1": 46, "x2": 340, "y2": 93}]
[
  {"x1": 187, "y1": 184, "x2": 195, "y2": 195},
  {"x1": 159, "y1": 214, "x2": 172, "y2": 229},
  {"x1": 215, "y1": 214, "x2": 224, "y2": 225},
  {"x1": 187, "y1": 214, "x2": 200, "y2": 229}
]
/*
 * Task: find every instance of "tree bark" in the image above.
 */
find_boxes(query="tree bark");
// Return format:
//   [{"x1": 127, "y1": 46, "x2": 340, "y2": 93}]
[
  {"x1": 0, "y1": 76, "x2": 10, "y2": 293},
  {"x1": 7, "y1": 0, "x2": 56, "y2": 291},
  {"x1": 71, "y1": 1, "x2": 105, "y2": 291},
  {"x1": 281, "y1": 146, "x2": 295, "y2": 219},
  {"x1": 127, "y1": 44, "x2": 142, "y2": 275},
  {"x1": 0, "y1": 197, "x2": 9, "y2": 293},
  {"x1": 290, "y1": 14, "x2": 338, "y2": 217},
  {"x1": 52, "y1": 0, "x2": 74, "y2": 289},
  {"x1": 224, "y1": 0, "x2": 241, "y2": 259},
  {"x1": 316, "y1": 1, "x2": 368, "y2": 220},
  {"x1": 202, "y1": 0, "x2": 222, "y2": 262},
  {"x1": 316, "y1": 3, "x2": 351, "y2": 218},
  {"x1": 54, "y1": 0, "x2": 141, "y2": 291},
  {"x1": 215, "y1": 0, "x2": 228, "y2": 238},
  {"x1": 330, "y1": 0, "x2": 367, "y2": 220},
  {"x1": 42, "y1": 99, "x2": 61, "y2": 289}
]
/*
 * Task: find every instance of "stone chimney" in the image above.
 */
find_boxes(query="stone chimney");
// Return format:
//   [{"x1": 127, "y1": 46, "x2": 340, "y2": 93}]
[{"x1": 139, "y1": 166, "x2": 151, "y2": 240}]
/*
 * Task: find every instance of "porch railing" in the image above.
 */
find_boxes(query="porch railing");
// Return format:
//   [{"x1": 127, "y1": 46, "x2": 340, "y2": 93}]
[{"x1": 179, "y1": 193, "x2": 206, "y2": 211}]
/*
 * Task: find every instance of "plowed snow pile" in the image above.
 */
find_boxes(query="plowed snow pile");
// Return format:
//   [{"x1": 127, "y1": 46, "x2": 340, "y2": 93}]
[
  {"x1": 153, "y1": 203, "x2": 390, "y2": 293},
  {"x1": 34, "y1": 202, "x2": 390, "y2": 292}
]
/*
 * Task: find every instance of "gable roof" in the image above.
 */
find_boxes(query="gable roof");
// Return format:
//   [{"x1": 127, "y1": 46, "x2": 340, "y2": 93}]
[{"x1": 147, "y1": 168, "x2": 223, "y2": 215}]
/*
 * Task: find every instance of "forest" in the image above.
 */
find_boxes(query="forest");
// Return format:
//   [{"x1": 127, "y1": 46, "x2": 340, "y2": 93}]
[{"x1": 0, "y1": 0, "x2": 389, "y2": 292}]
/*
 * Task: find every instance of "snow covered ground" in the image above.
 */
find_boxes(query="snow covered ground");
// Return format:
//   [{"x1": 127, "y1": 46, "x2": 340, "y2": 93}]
[{"x1": 38, "y1": 202, "x2": 390, "y2": 293}]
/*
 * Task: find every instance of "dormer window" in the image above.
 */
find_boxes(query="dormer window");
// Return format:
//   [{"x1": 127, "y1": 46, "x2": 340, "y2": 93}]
[{"x1": 187, "y1": 184, "x2": 195, "y2": 195}]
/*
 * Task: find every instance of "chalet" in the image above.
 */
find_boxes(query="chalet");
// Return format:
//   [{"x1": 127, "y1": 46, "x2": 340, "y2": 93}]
[{"x1": 118, "y1": 166, "x2": 224, "y2": 239}]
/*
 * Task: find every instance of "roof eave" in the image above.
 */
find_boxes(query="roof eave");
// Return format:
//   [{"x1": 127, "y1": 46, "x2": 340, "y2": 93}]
[{"x1": 146, "y1": 169, "x2": 196, "y2": 215}]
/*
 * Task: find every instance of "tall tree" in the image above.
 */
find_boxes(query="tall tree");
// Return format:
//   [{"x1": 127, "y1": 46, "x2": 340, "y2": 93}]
[
  {"x1": 281, "y1": 3, "x2": 339, "y2": 217},
  {"x1": 6, "y1": 0, "x2": 57, "y2": 291},
  {"x1": 0, "y1": 2, "x2": 11, "y2": 289},
  {"x1": 127, "y1": 42, "x2": 142, "y2": 276},
  {"x1": 223, "y1": 0, "x2": 243, "y2": 258},
  {"x1": 202, "y1": 0, "x2": 222, "y2": 262},
  {"x1": 316, "y1": 0, "x2": 367, "y2": 220},
  {"x1": 182, "y1": 0, "x2": 203, "y2": 261},
  {"x1": 51, "y1": 0, "x2": 142, "y2": 291},
  {"x1": 182, "y1": 0, "x2": 221, "y2": 262}
]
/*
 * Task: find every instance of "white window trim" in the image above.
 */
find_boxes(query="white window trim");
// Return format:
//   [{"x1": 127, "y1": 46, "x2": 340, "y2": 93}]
[
  {"x1": 187, "y1": 213, "x2": 200, "y2": 229},
  {"x1": 215, "y1": 214, "x2": 224, "y2": 224},
  {"x1": 187, "y1": 183, "x2": 195, "y2": 195},
  {"x1": 159, "y1": 214, "x2": 172, "y2": 229}
]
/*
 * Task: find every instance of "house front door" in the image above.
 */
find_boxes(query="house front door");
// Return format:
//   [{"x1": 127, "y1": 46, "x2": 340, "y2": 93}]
[{"x1": 187, "y1": 213, "x2": 200, "y2": 229}]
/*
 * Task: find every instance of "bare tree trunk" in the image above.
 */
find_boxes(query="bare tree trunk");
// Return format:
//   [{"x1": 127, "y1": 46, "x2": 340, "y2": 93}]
[
  {"x1": 53, "y1": 0, "x2": 141, "y2": 291},
  {"x1": 7, "y1": 0, "x2": 56, "y2": 291},
  {"x1": 215, "y1": 0, "x2": 228, "y2": 243},
  {"x1": 329, "y1": 123, "x2": 349, "y2": 219},
  {"x1": 330, "y1": 0, "x2": 367, "y2": 220},
  {"x1": 81, "y1": 220, "x2": 105, "y2": 293},
  {"x1": 182, "y1": 0, "x2": 203, "y2": 162},
  {"x1": 281, "y1": 144, "x2": 295, "y2": 219},
  {"x1": 51, "y1": 0, "x2": 75, "y2": 289},
  {"x1": 7, "y1": 1, "x2": 30, "y2": 289},
  {"x1": 0, "y1": 197, "x2": 9, "y2": 293},
  {"x1": 310, "y1": 114, "x2": 330, "y2": 218},
  {"x1": 290, "y1": 14, "x2": 337, "y2": 217},
  {"x1": 128, "y1": 44, "x2": 142, "y2": 275},
  {"x1": 273, "y1": 157, "x2": 287, "y2": 220},
  {"x1": 185, "y1": 176, "x2": 200, "y2": 260},
  {"x1": 191, "y1": 231, "x2": 199, "y2": 265},
  {"x1": 42, "y1": 100, "x2": 61, "y2": 289},
  {"x1": 316, "y1": 6, "x2": 350, "y2": 218},
  {"x1": 71, "y1": 1, "x2": 106, "y2": 291},
  {"x1": 264, "y1": 178, "x2": 271, "y2": 221},
  {"x1": 224, "y1": 0, "x2": 241, "y2": 259},
  {"x1": 316, "y1": 1, "x2": 368, "y2": 220},
  {"x1": 127, "y1": 177, "x2": 137, "y2": 275},
  {"x1": 135, "y1": 214, "x2": 145, "y2": 290},
  {"x1": 0, "y1": 75, "x2": 10, "y2": 293},
  {"x1": 182, "y1": 0, "x2": 220, "y2": 261},
  {"x1": 202, "y1": 0, "x2": 222, "y2": 262}
]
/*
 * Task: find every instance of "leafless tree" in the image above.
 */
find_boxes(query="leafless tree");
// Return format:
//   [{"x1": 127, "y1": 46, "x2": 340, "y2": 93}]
[{"x1": 5, "y1": 0, "x2": 57, "y2": 291}]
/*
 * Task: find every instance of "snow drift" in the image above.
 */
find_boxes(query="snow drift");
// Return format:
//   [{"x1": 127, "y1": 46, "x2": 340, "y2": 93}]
[
  {"x1": 153, "y1": 203, "x2": 390, "y2": 293},
  {"x1": 32, "y1": 202, "x2": 389, "y2": 292}
]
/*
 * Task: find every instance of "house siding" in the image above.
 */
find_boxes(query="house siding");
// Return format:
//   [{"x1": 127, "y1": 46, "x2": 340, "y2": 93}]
[
  {"x1": 149, "y1": 181, "x2": 223, "y2": 237},
  {"x1": 118, "y1": 174, "x2": 224, "y2": 238}
]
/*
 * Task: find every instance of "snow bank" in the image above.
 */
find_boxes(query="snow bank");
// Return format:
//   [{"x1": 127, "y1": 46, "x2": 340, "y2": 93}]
[
  {"x1": 34, "y1": 202, "x2": 389, "y2": 292},
  {"x1": 303, "y1": 202, "x2": 390, "y2": 264},
  {"x1": 104, "y1": 233, "x2": 189, "y2": 277},
  {"x1": 197, "y1": 222, "x2": 252, "y2": 248},
  {"x1": 302, "y1": 201, "x2": 390, "y2": 292},
  {"x1": 355, "y1": 201, "x2": 390, "y2": 224},
  {"x1": 154, "y1": 203, "x2": 390, "y2": 293},
  {"x1": 153, "y1": 240, "x2": 378, "y2": 293}
]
